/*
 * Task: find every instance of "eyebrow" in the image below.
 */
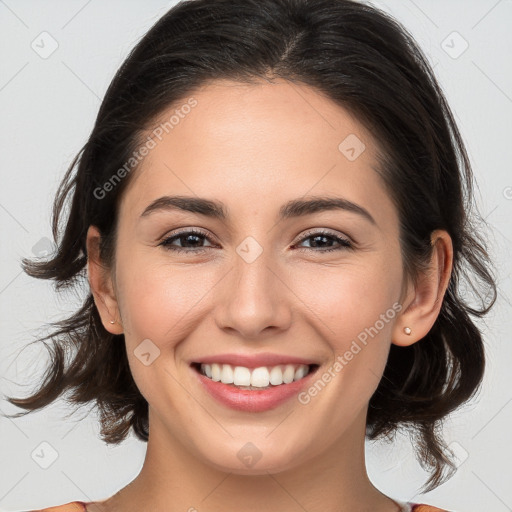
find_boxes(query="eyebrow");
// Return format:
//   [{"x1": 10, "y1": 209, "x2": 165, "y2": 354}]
[{"x1": 140, "y1": 195, "x2": 376, "y2": 226}]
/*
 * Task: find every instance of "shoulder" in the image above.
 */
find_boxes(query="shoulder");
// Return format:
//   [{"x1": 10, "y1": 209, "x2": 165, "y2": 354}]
[
  {"x1": 29, "y1": 502, "x2": 90, "y2": 512},
  {"x1": 410, "y1": 503, "x2": 452, "y2": 512}
]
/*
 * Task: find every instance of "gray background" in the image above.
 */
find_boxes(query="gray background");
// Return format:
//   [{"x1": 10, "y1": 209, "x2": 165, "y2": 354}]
[{"x1": 0, "y1": 1, "x2": 511, "y2": 511}]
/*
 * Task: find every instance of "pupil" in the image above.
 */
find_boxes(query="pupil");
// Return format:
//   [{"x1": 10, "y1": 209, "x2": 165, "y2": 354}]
[
  {"x1": 312, "y1": 235, "x2": 329, "y2": 248},
  {"x1": 185, "y1": 234, "x2": 200, "y2": 247}
]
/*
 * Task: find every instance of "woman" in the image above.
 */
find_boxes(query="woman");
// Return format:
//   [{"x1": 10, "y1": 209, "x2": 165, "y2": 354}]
[{"x1": 6, "y1": 0, "x2": 496, "y2": 510}]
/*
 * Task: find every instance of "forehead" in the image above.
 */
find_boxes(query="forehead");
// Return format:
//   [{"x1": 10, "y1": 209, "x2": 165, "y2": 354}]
[{"x1": 119, "y1": 79, "x2": 397, "y2": 228}]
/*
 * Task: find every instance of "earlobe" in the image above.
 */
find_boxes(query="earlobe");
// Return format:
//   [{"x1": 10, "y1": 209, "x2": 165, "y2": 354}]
[
  {"x1": 86, "y1": 225, "x2": 123, "y2": 335},
  {"x1": 392, "y1": 229, "x2": 453, "y2": 347}
]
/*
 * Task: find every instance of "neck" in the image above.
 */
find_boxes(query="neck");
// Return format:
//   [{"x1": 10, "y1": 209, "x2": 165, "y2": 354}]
[{"x1": 97, "y1": 407, "x2": 401, "y2": 512}]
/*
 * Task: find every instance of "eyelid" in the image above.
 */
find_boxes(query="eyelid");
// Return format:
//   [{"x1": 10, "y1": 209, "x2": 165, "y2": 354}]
[
  {"x1": 295, "y1": 227, "x2": 352, "y2": 244},
  {"x1": 159, "y1": 227, "x2": 351, "y2": 244},
  {"x1": 158, "y1": 226, "x2": 354, "y2": 253},
  {"x1": 159, "y1": 227, "x2": 216, "y2": 243}
]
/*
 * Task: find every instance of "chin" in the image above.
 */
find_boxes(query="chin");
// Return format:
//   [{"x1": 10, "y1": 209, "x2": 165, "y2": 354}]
[{"x1": 197, "y1": 439, "x2": 307, "y2": 476}]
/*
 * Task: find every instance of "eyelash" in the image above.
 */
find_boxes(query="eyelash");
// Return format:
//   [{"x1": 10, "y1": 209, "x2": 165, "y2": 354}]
[{"x1": 158, "y1": 228, "x2": 353, "y2": 254}]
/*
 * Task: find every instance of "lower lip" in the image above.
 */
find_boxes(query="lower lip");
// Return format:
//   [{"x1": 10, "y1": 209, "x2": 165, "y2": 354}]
[{"x1": 192, "y1": 365, "x2": 319, "y2": 412}]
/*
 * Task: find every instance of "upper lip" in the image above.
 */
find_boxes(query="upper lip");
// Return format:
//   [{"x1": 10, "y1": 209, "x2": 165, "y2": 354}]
[{"x1": 190, "y1": 352, "x2": 319, "y2": 369}]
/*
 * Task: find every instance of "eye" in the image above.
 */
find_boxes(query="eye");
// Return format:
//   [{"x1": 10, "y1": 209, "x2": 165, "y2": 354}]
[
  {"x1": 158, "y1": 228, "x2": 215, "y2": 254},
  {"x1": 293, "y1": 229, "x2": 353, "y2": 253},
  {"x1": 159, "y1": 228, "x2": 353, "y2": 255}
]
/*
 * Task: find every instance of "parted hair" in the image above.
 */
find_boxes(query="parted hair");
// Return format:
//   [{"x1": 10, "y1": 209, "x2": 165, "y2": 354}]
[{"x1": 6, "y1": 0, "x2": 496, "y2": 493}]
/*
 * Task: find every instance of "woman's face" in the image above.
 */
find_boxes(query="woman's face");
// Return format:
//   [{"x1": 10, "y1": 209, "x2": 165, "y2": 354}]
[{"x1": 108, "y1": 79, "x2": 409, "y2": 473}]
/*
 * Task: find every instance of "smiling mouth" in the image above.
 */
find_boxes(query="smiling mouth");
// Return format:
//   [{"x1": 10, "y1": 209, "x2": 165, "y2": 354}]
[{"x1": 191, "y1": 362, "x2": 320, "y2": 390}]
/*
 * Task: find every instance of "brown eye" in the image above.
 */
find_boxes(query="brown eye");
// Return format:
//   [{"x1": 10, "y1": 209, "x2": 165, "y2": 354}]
[
  {"x1": 159, "y1": 229, "x2": 214, "y2": 254},
  {"x1": 294, "y1": 230, "x2": 353, "y2": 253}
]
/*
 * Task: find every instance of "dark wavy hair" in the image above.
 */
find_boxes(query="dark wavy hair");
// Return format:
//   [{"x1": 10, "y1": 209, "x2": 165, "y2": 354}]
[{"x1": 5, "y1": 0, "x2": 496, "y2": 494}]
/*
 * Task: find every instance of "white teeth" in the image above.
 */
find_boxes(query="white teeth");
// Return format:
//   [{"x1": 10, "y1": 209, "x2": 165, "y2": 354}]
[
  {"x1": 199, "y1": 363, "x2": 312, "y2": 387},
  {"x1": 211, "y1": 363, "x2": 221, "y2": 382},
  {"x1": 282, "y1": 365, "x2": 295, "y2": 384},
  {"x1": 269, "y1": 365, "x2": 283, "y2": 385},
  {"x1": 294, "y1": 365, "x2": 308, "y2": 380},
  {"x1": 250, "y1": 367, "x2": 270, "y2": 387},
  {"x1": 220, "y1": 364, "x2": 234, "y2": 384},
  {"x1": 233, "y1": 366, "x2": 251, "y2": 386}
]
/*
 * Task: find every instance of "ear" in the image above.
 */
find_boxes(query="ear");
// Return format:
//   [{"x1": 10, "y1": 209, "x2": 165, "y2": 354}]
[
  {"x1": 392, "y1": 229, "x2": 453, "y2": 347},
  {"x1": 86, "y1": 225, "x2": 123, "y2": 335}
]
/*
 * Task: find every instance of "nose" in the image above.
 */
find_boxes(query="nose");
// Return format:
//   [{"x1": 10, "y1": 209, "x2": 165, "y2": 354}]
[{"x1": 214, "y1": 246, "x2": 293, "y2": 340}]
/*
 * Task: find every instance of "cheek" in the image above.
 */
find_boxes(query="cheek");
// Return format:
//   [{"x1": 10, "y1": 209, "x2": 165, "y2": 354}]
[
  {"x1": 290, "y1": 256, "x2": 402, "y2": 336},
  {"x1": 117, "y1": 262, "x2": 204, "y2": 338},
  {"x1": 113, "y1": 256, "x2": 212, "y2": 405},
  {"x1": 291, "y1": 259, "x2": 401, "y2": 389}
]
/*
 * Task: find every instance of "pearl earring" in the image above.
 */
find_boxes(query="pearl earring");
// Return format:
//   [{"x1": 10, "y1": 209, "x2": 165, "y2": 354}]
[
  {"x1": 403, "y1": 326, "x2": 412, "y2": 335},
  {"x1": 109, "y1": 320, "x2": 115, "y2": 324}
]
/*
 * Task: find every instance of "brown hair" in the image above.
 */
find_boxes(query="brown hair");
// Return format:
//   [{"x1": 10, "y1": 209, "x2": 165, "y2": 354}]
[{"x1": 5, "y1": 0, "x2": 496, "y2": 493}]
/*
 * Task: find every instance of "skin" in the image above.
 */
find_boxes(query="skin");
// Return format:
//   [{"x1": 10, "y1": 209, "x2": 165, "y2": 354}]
[{"x1": 86, "y1": 79, "x2": 453, "y2": 512}]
